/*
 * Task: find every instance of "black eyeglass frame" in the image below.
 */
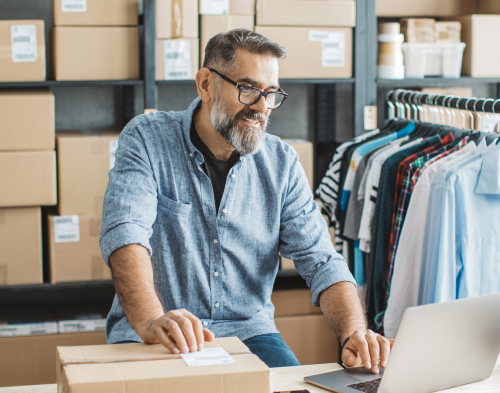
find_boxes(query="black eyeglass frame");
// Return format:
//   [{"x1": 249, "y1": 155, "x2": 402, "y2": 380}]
[{"x1": 209, "y1": 68, "x2": 288, "y2": 110}]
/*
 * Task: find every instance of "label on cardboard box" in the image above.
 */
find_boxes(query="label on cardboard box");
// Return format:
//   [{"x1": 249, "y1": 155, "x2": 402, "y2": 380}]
[
  {"x1": 62, "y1": 0, "x2": 87, "y2": 12},
  {"x1": 10, "y1": 25, "x2": 37, "y2": 63},
  {"x1": 180, "y1": 347, "x2": 236, "y2": 366},
  {"x1": 109, "y1": 140, "x2": 118, "y2": 170},
  {"x1": 164, "y1": 40, "x2": 191, "y2": 80},
  {"x1": 309, "y1": 30, "x2": 345, "y2": 67},
  {"x1": 200, "y1": 0, "x2": 229, "y2": 14},
  {"x1": 54, "y1": 216, "x2": 80, "y2": 243},
  {"x1": 0, "y1": 322, "x2": 58, "y2": 337},
  {"x1": 58, "y1": 319, "x2": 107, "y2": 333}
]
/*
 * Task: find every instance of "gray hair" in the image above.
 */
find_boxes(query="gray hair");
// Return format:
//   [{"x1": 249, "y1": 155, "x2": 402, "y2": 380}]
[{"x1": 203, "y1": 29, "x2": 286, "y2": 73}]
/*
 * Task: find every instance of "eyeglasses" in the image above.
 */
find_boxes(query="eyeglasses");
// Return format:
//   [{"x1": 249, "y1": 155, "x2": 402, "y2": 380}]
[{"x1": 209, "y1": 69, "x2": 288, "y2": 110}]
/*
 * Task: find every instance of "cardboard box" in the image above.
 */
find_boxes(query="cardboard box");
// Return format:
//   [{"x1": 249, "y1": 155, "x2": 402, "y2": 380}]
[
  {"x1": 57, "y1": 337, "x2": 270, "y2": 393},
  {"x1": 280, "y1": 254, "x2": 295, "y2": 270},
  {"x1": 255, "y1": 26, "x2": 352, "y2": 79},
  {"x1": 56, "y1": 131, "x2": 120, "y2": 216},
  {"x1": 47, "y1": 214, "x2": 111, "y2": 283},
  {"x1": 477, "y1": 0, "x2": 500, "y2": 14},
  {"x1": 200, "y1": 15, "x2": 255, "y2": 64},
  {"x1": 275, "y1": 314, "x2": 340, "y2": 365},
  {"x1": 272, "y1": 289, "x2": 321, "y2": 316},
  {"x1": 377, "y1": 0, "x2": 475, "y2": 17},
  {"x1": 199, "y1": 0, "x2": 256, "y2": 15},
  {"x1": 0, "y1": 332, "x2": 106, "y2": 387},
  {"x1": 53, "y1": 0, "x2": 138, "y2": 26},
  {"x1": 156, "y1": 0, "x2": 198, "y2": 39},
  {"x1": 53, "y1": 27, "x2": 140, "y2": 80},
  {"x1": 256, "y1": 0, "x2": 355, "y2": 27},
  {"x1": 0, "y1": 90, "x2": 54, "y2": 151},
  {"x1": 443, "y1": 15, "x2": 500, "y2": 77},
  {"x1": 0, "y1": 150, "x2": 56, "y2": 207},
  {"x1": 0, "y1": 207, "x2": 42, "y2": 286},
  {"x1": 282, "y1": 139, "x2": 313, "y2": 189},
  {"x1": 156, "y1": 38, "x2": 199, "y2": 80},
  {"x1": 0, "y1": 20, "x2": 46, "y2": 82}
]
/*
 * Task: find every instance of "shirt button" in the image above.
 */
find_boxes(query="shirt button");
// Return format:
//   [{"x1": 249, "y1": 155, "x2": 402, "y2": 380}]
[
  {"x1": 203, "y1": 321, "x2": 208, "y2": 326},
  {"x1": 222, "y1": 209, "x2": 227, "y2": 214},
  {"x1": 213, "y1": 239, "x2": 218, "y2": 244},
  {"x1": 215, "y1": 302, "x2": 220, "y2": 308},
  {"x1": 231, "y1": 174, "x2": 236, "y2": 179},
  {"x1": 189, "y1": 153, "x2": 193, "y2": 157},
  {"x1": 214, "y1": 272, "x2": 219, "y2": 277}
]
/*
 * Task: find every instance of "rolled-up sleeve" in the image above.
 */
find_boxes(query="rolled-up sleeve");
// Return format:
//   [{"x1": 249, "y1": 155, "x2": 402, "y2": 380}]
[
  {"x1": 100, "y1": 120, "x2": 159, "y2": 265},
  {"x1": 279, "y1": 148, "x2": 356, "y2": 307}
]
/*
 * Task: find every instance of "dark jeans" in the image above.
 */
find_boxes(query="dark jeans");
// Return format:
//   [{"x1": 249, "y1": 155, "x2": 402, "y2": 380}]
[{"x1": 116, "y1": 333, "x2": 300, "y2": 368}]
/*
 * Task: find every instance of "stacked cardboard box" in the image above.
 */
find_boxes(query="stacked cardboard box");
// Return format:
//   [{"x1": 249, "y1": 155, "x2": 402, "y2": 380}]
[
  {"x1": 255, "y1": 0, "x2": 354, "y2": 79},
  {"x1": 435, "y1": 21, "x2": 461, "y2": 43},
  {"x1": 53, "y1": 0, "x2": 139, "y2": 80},
  {"x1": 48, "y1": 131, "x2": 118, "y2": 283},
  {"x1": 0, "y1": 90, "x2": 56, "y2": 286},
  {"x1": 377, "y1": 0, "x2": 475, "y2": 17},
  {"x1": 400, "y1": 18, "x2": 435, "y2": 43}
]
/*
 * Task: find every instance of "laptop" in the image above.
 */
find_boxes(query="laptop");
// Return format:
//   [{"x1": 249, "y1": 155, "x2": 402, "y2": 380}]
[{"x1": 304, "y1": 292, "x2": 500, "y2": 393}]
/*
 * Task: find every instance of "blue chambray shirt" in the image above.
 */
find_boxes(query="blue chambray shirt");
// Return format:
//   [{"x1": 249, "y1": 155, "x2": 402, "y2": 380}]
[{"x1": 100, "y1": 97, "x2": 355, "y2": 344}]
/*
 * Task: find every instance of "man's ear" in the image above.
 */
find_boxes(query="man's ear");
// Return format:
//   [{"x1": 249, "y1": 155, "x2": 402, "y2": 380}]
[{"x1": 195, "y1": 68, "x2": 213, "y2": 103}]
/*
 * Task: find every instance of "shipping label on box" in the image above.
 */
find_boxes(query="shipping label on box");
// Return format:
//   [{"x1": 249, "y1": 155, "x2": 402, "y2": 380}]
[
  {"x1": 165, "y1": 40, "x2": 192, "y2": 79},
  {"x1": 200, "y1": 0, "x2": 230, "y2": 14},
  {"x1": 11, "y1": 24, "x2": 37, "y2": 62},
  {"x1": 61, "y1": 0, "x2": 87, "y2": 12},
  {"x1": 58, "y1": 319, "x2": 106, "y2": 333},
  {"x1": 54, "y1": 216, "x2": 80, "y2": 243},
  {"x1": 0, "y1": 322, "x2": 58, "y2": 337},
  {"x1": 309, "y1": 30, "x2": 346, "y2": 67}
]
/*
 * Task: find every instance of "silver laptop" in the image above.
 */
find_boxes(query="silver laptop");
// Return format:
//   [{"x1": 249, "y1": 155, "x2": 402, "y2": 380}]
[{"x1": 304, "y1": 292, "x2": 500, "y2": 393}]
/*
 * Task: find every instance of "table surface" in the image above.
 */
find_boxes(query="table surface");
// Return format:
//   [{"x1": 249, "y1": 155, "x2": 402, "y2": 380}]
[{"x1": 1, "y1": 357, "x2": 499, "y2": 393}]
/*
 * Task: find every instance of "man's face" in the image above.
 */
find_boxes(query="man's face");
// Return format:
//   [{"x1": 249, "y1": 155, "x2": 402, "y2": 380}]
[{"x1": 210, "y1": 49, "x2": 280, "y2": 156}]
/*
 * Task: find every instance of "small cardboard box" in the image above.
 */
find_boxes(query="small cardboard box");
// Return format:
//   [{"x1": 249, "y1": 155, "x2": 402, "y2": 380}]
[
  {"x1": 0, "y1": 207, "x2": 42, "y2": 286},
  {"x1": 53, "y1": 0, "x2": 139, "y2": 26},
  {"x1": 0, "y1": 150, "x2": 57, "y2": 207},
  {"x1": 53, "y1": 27, "x2": 139, "y2": 80},
  {"x1": 0, "y1": 20, "x2": 46, "y2": 82},
  {"x1": 272, "y1": 289, "x2": 321, "y2": 316},
  {"x1": 57, "y1": 337, "x2": 270, "y2": 393},
  {"x1": 200, "y1": 15, "x2": 255, "y2": 64},
  {"x1": 156, "y1": 38, "x2": 199, "y2": 80},
  {"x1": 47, "y1": 214, "x2": 111, "y2": 283},
  {"x1": 282, "y1": 139, "x2": 313, "y2": 190},
  {"x1": 0, "y1": 90, "x2": 54, "y2": 151},
  {"x1": 156, "y1": 0, "x2": 198, "y2": 39},
  {"x1": 56, "y1": 131, "x2": 120, "y2": 216},
  {"x1": 257, "y1": 0, "x2": 355, "y2": 27},
  {"x1": 255, "y1": 26, "x2": 352, "y2": 79},
  {"x1": 199, "y1": 0, "x2": 256, "y2": 15},
  {"x1": 377, "y1": 0, "x2": 475, "y2": 17}
]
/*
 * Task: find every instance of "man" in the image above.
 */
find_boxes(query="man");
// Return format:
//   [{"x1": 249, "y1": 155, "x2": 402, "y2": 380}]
[{"x1": 100, "y1": 29, "x2": 392, "y2": 372}]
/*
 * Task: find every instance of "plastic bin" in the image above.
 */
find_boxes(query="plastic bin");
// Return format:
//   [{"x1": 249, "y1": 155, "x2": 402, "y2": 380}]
[{"x1": 402, "y1": 42, "x2": 466, "y2": 78}]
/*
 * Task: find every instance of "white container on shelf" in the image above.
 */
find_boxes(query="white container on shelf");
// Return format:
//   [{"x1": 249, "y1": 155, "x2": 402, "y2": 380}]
[{"x1": 402, "y1": 42, "x2": 466, "y2": 78}]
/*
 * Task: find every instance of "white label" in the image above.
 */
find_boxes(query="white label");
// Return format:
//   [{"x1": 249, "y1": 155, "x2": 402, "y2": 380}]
[
  {"x1": 200, "y1": 0, "x2": 229, "y2": 14},
  {"x1": 11, "y1": 25, "x2": 37, "y2": 63},
  {"x1": 54, "y1": 216, "x2": 80, "y2": 243},
  {"x1": 109, "y1": 140, "x2": 118, "y2": 170},
  {"x1": 309, "y1": 30, "x2": 345, "y2": 68},
  {"x1": 62, "y1": 0, "x2": 87, "y2": 12},
  {"x1": 164, "y1": 40, "x2": 191, "y2": 80},
  {"x1": 58, "y1": 319, "x2": 106, "y2": 333},
  {"x1": 180, "y1": 347, "x2": 235, "y2": 367},
  {"x1": 0, "y1": 322, "x2": 58, "y2": 337}
]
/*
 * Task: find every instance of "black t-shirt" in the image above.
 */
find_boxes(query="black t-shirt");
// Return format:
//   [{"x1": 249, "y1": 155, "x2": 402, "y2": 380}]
[{"x1": 190, "y1": 121, "x2": 240, "y2": 213}]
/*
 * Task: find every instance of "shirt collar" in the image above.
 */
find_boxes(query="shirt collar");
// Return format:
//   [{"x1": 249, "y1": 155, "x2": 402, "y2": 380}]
[
  {"x1": 182, "y1": 97, "x2": 203, "y2": 157},
  {"x1": 475, "y1": 141, "x2": 500, "y2": 195}
]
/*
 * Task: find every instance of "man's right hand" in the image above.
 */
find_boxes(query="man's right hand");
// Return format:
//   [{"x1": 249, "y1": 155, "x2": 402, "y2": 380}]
[{"x1": 142, "y1": 308, "x2": 215, "y2": 354}]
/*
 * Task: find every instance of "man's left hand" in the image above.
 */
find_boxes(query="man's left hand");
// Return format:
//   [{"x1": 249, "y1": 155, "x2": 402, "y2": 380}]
[{"x1": 341, "y1": 330, "x2": 394, "y2": 374}]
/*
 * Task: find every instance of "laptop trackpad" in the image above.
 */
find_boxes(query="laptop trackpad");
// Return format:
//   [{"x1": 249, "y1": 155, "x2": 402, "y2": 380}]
[
  {"x1": 304, "y1": 366, "x2": 384, "y2": 389},
  {"x1": 343, "y1": 366, "x2": 385, "y2": 381}
]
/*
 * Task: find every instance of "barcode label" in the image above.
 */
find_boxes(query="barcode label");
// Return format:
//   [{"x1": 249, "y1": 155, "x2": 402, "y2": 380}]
[
  {"x1": 109, "y1": 140, "x2": 118, "y2": 170},
  {"x1": 200, "y1": 0, "x2": 229, "y2": 14},
  {"x1": 54, "y1": 215, "x2": 80, "y2": 243},
  {"x1": 62, "y1": 0, "x2": 87, "y2": 12},
  {"x1": 164, "y1": 40, "x2": 191, "y2": 80},
  {"x1": 0, "y1": 322, "x2": 58, "y2": 337},
  {"x1": 58, "y1": 319, "x2": 107, "y2": 333},
  {"x1": 11, "y1": 25, "x2": 37, "y2": 63},
  {"x1": 309, "y1": 30, "x2": 345, "y2": 68}
]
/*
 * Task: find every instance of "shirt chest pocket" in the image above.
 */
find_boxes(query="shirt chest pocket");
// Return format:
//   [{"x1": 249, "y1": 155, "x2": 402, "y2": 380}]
[{"x1": 157, "y1": 193, "x2": 192, "y2": 219}]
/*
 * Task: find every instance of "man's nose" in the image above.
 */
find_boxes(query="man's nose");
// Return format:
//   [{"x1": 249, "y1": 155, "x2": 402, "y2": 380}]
[{"x1": 249, "y1": 95, "x2": 268, "y2": 114}]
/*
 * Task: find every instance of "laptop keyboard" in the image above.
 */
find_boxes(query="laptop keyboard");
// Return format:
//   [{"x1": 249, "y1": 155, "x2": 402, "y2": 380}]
[{"x1": 347, "y1": 378, "x2": 382, "y2": 393}]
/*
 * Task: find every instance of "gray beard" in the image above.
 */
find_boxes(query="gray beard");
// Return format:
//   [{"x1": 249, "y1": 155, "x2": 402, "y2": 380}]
[{"x1": 210, "y1": 94, "x2": 268, "y2": 156}]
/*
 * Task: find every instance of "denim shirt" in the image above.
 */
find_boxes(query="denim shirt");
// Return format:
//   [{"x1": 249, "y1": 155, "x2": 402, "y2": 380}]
[{"x1": 100, "y1": 97, "x2": 355, "y2": 343}]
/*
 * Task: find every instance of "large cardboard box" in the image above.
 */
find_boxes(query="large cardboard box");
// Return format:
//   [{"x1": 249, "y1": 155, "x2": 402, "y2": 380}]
[
  {"x1": 156, "y1": 38, "x2": 199, "y2": 80},
  {"x1": 0, "y1": 90, "x2": 54, "y2": 151},
  {"x1": 376, "y1": 0, "x2": 475, "y2": 17},
  {"x1": 255, "y1": 26, "x2": 352, "y2": 79},
  {"x1": 283, "y1": 139, "x2": 313, "y2": 189},
  {"x1": 275, "y1": 314, "x2": 340, "y2": 365},
  {"x1": 477, "y1": 0, "x2": 500, "y2": 13},
  {"x1": 53, "y1": 0, "x2": 139, "y2": 26},
  {"x1": 0, "y1": 207, "x2": 42, "y2": 286},
  {"x1": 0, "y1": 332, "x2": 107, "y2": 388},
  {"x1": 56, "y1": 131, "x2": 120, "y2": 216},
  {"x1": 0, "y1": 151, "x2": 57, "y2": 207},
  {"x1": 272, "y1": 289, "x2": 321, "y2": 316},
  {"x1": 0, "y1": 20, "x2": 46, "y2": 82},
  {"x1": 57, "y1": 337, "x2": 270, "y2": 393},
  {"x1": 47, "y1": 215, "x2": 111, "y2": 283},
  {"x1": 200, "y1": 15, "x2": 255, "y2": 64},
  {"x1": 256, "y1": 0, "x2": 355, "y2": 27},
  {"x1": 199, "y1": 0, "x2": 255, "y2": 15},
  {"x1": 53, "y1": 27, "x2": 140, "y2": 80},
  {"x1": 156, "y1": 0, "x2": 198, "y2": 39}
]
